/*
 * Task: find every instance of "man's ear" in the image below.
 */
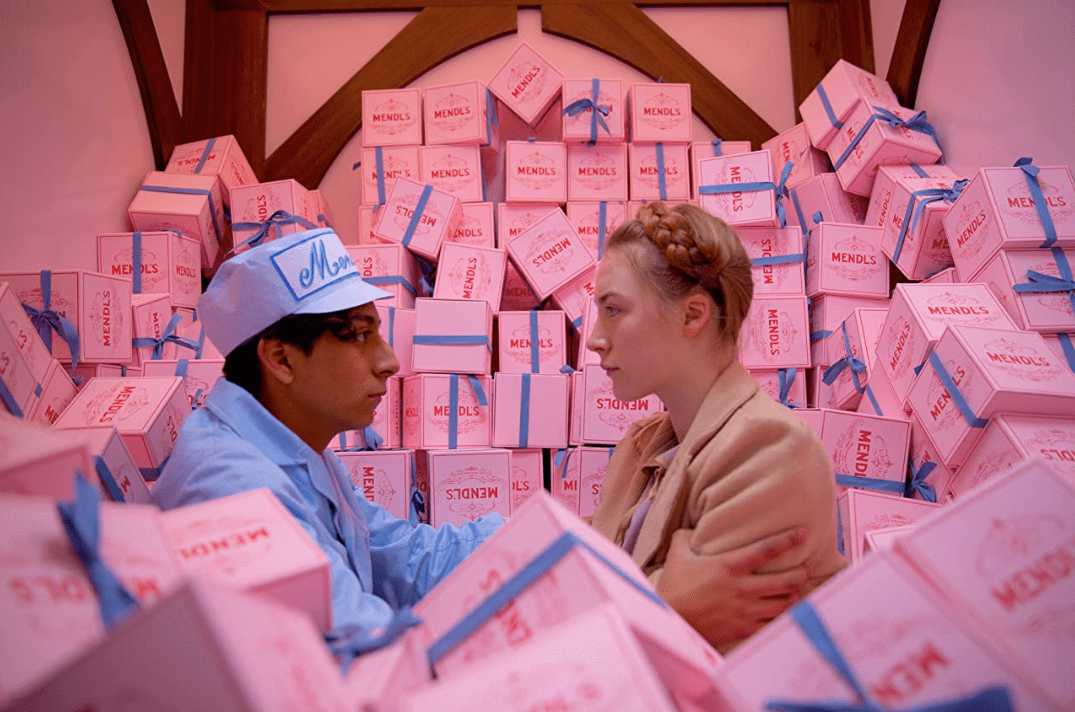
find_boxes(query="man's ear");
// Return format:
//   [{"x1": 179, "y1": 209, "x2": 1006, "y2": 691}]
[
  {"x1": 257, "y1": 337, "x2": 296, "y2": 386},
  {"x1": 682, "y1": 292, "x2": 714, "y2": 338}
]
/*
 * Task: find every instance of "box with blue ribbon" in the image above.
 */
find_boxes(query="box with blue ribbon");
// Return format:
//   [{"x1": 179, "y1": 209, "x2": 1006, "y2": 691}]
[
  {"x1": 565, "y1": 200, "x2": 627, "y2": 260},
  {"x1": 836, "y1": 488, "x2": 939, "y2": 564},
  {"x1": 97, "y1": 231, "x2": 202, "y2": 308},
  {"x1": 562, "y1": 77, "x2": 624, "y2": 144},
  {"x1": 629, "y1": 142, "x2": 690, "y2": 202},
  {"x1": 230, "y1": 179, "x2": 319, "y2": 256},
  {"x1": 690, "y1": 139, "x2": 753, "y2": 199},
  {"x1": 820, "y1": 408, "x2": 911, "y2": 499},
  {"x1": 822, "y1": 307, "x2": 888, "y2": 411},
  {"x1": 346, "y1": 243, "x2": 420, "y2": 310},
  {"x1": 164, "y1": 134, "x2": 257, "y2": 208},
  {"x1": 55, "y1": 424, "x2": 153, "y2": 503},
  {"x1": 425, "y1": 448, "x2": 511, "y2": 527},
  {"x1": 358, "y1": 145, "x2": 421, "y2": 208},
  {"x1": 698, "y1": 149, "x2": 791, "y2": 228},
  {"x1": 411, "y1": 297, "x2": 493, "y2": 375},
  {"x1": 762, "y1": 121, "x2": 832, "y2": 191},
  {"x1": 492, "y1": 372, "x2": 569, "y2": 450},
  {"x1": 799, "y1": 58, "x2": 901, "y2": 151},
  {"x1": 979, "y1": 246, "x2": 1075, "y2": 332},
  {"x1": 23, "y1": 359, "x2": 78, "y2": 427},
  {"x1": 424, "y1": 80, "x2": 499, "y2": 148},
  {"x1": 128, "y1": 170, "x2": 225, "y2": 272},
  {"x1": 401, "y1": 373, "x2": 492, "y2": 450},
  {"x1": 740, "y1": 294, "x2": 812, "y2": 370},
  {"x1": 627, "y1": 82, "x2": 692, "y2": 144},
  {"x1": 374, "y1": 177, "x2": 463, "y2": 262},
  {"x1": 740, "y1": 225, "x2": 807, "y2": 295},
  {"x1": 421, "y1": 144, "x2": 486, "y2": 204}
]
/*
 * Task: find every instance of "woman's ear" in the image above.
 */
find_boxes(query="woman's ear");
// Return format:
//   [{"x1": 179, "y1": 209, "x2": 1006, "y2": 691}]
[
  {"x1": 257, "y1": 337, "x2": 296, "y2": 386},
  {"x1": 682, "y1": 292, "x2": 715, "y2": 338}
]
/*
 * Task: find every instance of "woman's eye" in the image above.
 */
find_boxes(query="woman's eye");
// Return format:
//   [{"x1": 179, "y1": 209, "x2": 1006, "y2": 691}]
[{"x1": 604, "y1": 305, "x2": 620, "y2": 317}]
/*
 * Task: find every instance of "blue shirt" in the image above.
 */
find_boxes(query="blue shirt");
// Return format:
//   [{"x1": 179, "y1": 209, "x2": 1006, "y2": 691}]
[{"x1": 151, "y1": 378, "x2": 503, "y2": 632}]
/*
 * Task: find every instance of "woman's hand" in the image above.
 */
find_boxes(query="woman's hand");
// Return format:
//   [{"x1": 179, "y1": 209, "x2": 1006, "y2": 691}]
[{"x1": 656, "y1": 527, "x2": 809, "y2": 650}]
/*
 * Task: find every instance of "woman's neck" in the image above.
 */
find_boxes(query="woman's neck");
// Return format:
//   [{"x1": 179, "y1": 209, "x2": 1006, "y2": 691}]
[{"x1": 659, "y1": 343, "x2": 737, "y2": 443}]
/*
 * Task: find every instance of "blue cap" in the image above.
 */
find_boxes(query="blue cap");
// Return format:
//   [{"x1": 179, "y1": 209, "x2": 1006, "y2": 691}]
[{"x1": 198, "y1": 228, "x2": 391, "y2": 356}]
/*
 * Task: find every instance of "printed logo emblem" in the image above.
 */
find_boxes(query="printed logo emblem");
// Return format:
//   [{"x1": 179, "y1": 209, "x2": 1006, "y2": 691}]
[{"x1": 270, "y1": 234, "x2": 358, "y2": 301}]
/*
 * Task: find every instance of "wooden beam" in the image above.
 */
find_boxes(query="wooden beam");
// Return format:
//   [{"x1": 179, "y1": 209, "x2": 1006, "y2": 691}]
[
  {"x1": 183, "y1": 0, "x2": 269, "y2": 176},
  {"x1": 837, "y1": 0, "x2": 874, "y2": 73},
  {"x1": 262, "y1": 5, "x2": 517, "y2": 187},
  {"x1": 542, "y1": 3, "x2": 776, "y2": 148},
  {"x1": 112, "y1": 0, "x2": 185, "y2": 169},
  {"x1": 215, "y1": 0, "x2": 827, "y2": 12},
  {"x1": 886, "y1": 0, "x2": 941, "y2": 108}
]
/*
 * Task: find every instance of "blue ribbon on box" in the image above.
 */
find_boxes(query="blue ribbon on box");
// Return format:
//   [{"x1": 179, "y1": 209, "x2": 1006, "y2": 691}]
[
  {"x1": 485, "y1": 88, "x2": 499, "y2": 146},
  {"x1": 860, "y1": 383, "x2": 884, "y2": 417},
  {"x1": 1014, "y1": 157, "x2": 1060, "y2": 247},
  {"x1": 910, "y1": 163, "x2": 930, "y2": 178},
  {"x1": 194, "y1": 137, "x2": 216, "y2": 174},
  {"x1": 339, "y1": 426, "x2": 384, "y2": 452},
  {"x1": 764, "y1": 601, "x2": 1013, "y2": 712},
  {"x1": 412, "y1": 334, "x2": 492, "y2": 351},
  {"x1": 893, "y1": 179, "x2": 969, "y2": 263},
  {"x1": 22, "y1": 270, "x2": 81, "y2": 371},
  {"x1": 906, "y1": 457, "x2": 938, "y2": 502},
  {"x1": 811, "y1": 330, "x2": 834, "y2": 343},
  {"x1": 402, "y1": 184, "x2": 434, "y2": 249},
  {"x1": 375, "y1": 146, "x2": 387, "y2": 208},
  {"x1": 834, "y1": 495, "x2": 845, "y2": 556},
  {"x1": 815, "y1": 83, "x2": 844, "y2": 131},
  {"x1": 139, "y1": 183, "x2": 223, "y2": 241},
  {"x1": 822, "y1": 321, "x2": 867, "y2": 393},
  {"x1": 571, "y1": 314, "x2": 583, "y2": 331},
  {"x1": 448, "y1": 374, "x2": 487, "y2": 450},
  {"x1": 132, "y1": 312, "x2": 200, "y2": 361},
  {"x1": 0, "y1": 377, "x2": 26, "y2": 418},
  {"x1": 778, "y1": 367, "x2": 801, "y2": 408},
  {"x1": 1057, "y1": 333, "x2": 1075, "y2": 374},
  {"x1": 317, "y1": 213, "x2": 333, "y2": 229},
  {"x1": 519, "y1": 372, "x2": 532, "y2": 448},
  {"x1": 700, "y1": 161, "x2": 793, "y2": 228},
  {"x1": 326, "y1": 607, "x2": 423, "y2": 674},
  {"x1": 554, "y1": 446, "x2": 576, "y2": 480},
  {"x1": 790, "y1": 186, "x2": 809, "y2": 233},
  {"x1": 131, "y1": 231, "x2": 144, "y2": 294},
  {"x1": 427, "y1": 530, "x2": 668, "y2": 668},
  {"x1": 833, "y1": 106, "x2": 944, "y2": 172},
  {"x1": 711, "y1": 139, "x2": 723, "y2": 157},
  {"x1": 927, "y1": 350, "x2": 989, "y2": 429},
  {"x1": 835, "y1": 473, "x2": 906, "y2": 495},
  {"x1": 57, "y1": 473, "x2": 141, "y2": 628},
  {"x1": 562, "y1": 78, "x2": 611, "y2": 147},
  {"x1": 139, "y1": 453, "x2": 171, "y2": 482},
  {"x1": 408, "y1": 483, "x2": 426, "y2": 526},
  {"x1": 529, "y1": 310, "x2": 540, "y2": 373},
  {"x1": 174, "y1": 358, "x2": 188, "y2": 378},
  {"x1": 656, "y1": 142, "x2": 668, "y2": 200},
  {"x1": 1013, "y1": 246, "x2": 1075, "y2": 315},
  {"x1": 93, "y1": 455, "x2": 125, "y2": 503},
  {"x1": 598, "y1": 201, "x2": 608, "y2": 260},
  {"x1": 231, "y1": 209, "x2": 318, "y2": 254},
  {"x1": 365, "y1": 275, "x2": 418, "y2": 298},
  {"x1": 385, "y1": 306, "x2": 396, "y2": 349}
]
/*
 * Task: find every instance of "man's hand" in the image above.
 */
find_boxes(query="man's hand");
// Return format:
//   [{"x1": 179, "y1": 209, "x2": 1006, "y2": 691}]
[{"x1": 655, "y1": 527, "x2": 809, "y2": 650}]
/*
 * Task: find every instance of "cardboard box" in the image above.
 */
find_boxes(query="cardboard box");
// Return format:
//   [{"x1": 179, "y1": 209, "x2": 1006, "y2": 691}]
[
  {"x1": 492, "y1": 373, "x2": 569, "y2": 449},
  {"x1": 346, "y1": 627, "x2": 432, "y2": 712},
  {"x1": 823, "y1": 307, "x2": 888, "y2": 411},
  {"x1": 426, "y1": 448, "x2": 511, "y2": 527},
  {"x1": 129, "y1": 293, "x2": 178, "y2": 368},
  {"x1": 449, "y1": 201, "x2": 496, "y2": 248},
  {"x1": 57, "y1": 425, "x2": 152, "y2": 504},
  {"x1": 505, "y1": 208, "x2": 595, "y2": 301},
  {"x1": 785, "y1": 172, "x2": 869, "y2": 234},
  {"x1": 377, "y1": 304, "x2": 415, "y2": 378},
  {"x1": 550, "y1": 265, "x2": 598, "y2": 333},
  {"x1": 1043, "y1": 332, "x2": 1075, "y2": 374},
  {"x1": 229, "y1": 179, "x2": 318, "y2": 253},
  {"x1": 922, "y1": 266, "x2": 959, "y2": 283},
  {"x1": 906, "y1": 412, "x2": 955, "y2": 503},
  {"x1": 837, "y1": 488, "x2": 940, "y2": 563},
  {"x1": 505, "y1": 140, "x2": 567, "y2": 204},
  {"x1": 554, "y1": 445, "x2": 617, "y2": 519},
  {"x1": 761, "y1": 122, "x2": 831, "y2": 191},
  {"x1": 23, "y1": 359, "x2": 78, "y2": 427},
  {"x1": 738, "y1": 226, "x2": 806, "y2": 295},
  {"x1": 97, "y1": 231, "x2": 201, "y2": 308},
  {"x1": 739, "y1": 295, "x2": 811, "y2": 370},
  {"x1": 362, "y1": 88, "x2": 423, "y2": 146},
  {"x1": 854, "y1": 354, "x2": 904, "y2": 419},
  {"x1": 697, "y1": 150, "x2": 783, "y2": 227},
  {"x1": 373, "y1": 178, "x2": 463, "y2": 262},
  {"x1": 164, "y1": 135, "x2": 257, "y2": 206},
  {"x1": 627, "y1": 82, "x2": 692, "y2": 143},
  {"x1": 128, "y1": 171, "x2": 225, "y2": 271},
  {"x1": 142, "y1": 358, "x2": 224, "y2": 411},
  {"x1": 862, "y1": 523, "x2": 914, "y2": 555},
  {"x1": 500, "y1": 261, "x2": 542, "y2": 313},
  {"x1": 357, "y1": 204, "x2": 393, "y2": 245},
  {"x1": 424, "y1": 80, "x2": 498, "y2": 147},
  {"x1": 567, "y1": 143, "x2": 629, "y2": 202},
  {"x1": 821, "y1": 408, "x2": 911, "y2": 497},
  {"x1": 628, "y1": 142, "x2": 690, "y2": 202},
  {"x1": 497, "y1": 309, "x2": 568, "y2": 374},
  {"x1": 488, "y1": 42, "x2": 565, "y2": 127},
  {"x1": 347, "y1": 243, "x2": 420, "y2": 309},
  {"x1": 562, "y1": 78, "x2": 625, "y2": 144},
  {"x1": 975, "y1": 247, "x2": 1075, "y2": 332},
  {"x1": 566, "y1": 200, "x2": 628, "y2": 260},
  {"x1": 497, "y1": 202, "x2": 560, "y2": 247},
  {"x1": 433, "y1": 243, "x2": 507, "y2": 310},
  {"x1": 358, "y1": 144, "x2": 422, "y2": 207},
  {"x1": 799, "y1": 59, "x2": 900, "y2": 150},
  {"x1": 0, "y1": 413, "x2": 98, "y2": 499},
  {"x1": 402, "y1": 373, "x2": 492, "y2": 450},
  {"x1": 339, "y1": 448, "x2": 417, "y2": 519},
  {"x1": 748, "y1": 368, "x2": 808, "y2": 409},
  {"x1": 0, "y1": 281, "x2": 53, "y2": 411},
  {"x1": 412, "y1": 298, "x2": 493, "y2": 375},
  {"x1": 690, "y1": 140, "x2": 753, "y2": 199},
  {"x1": 509, "y1": 448, "x2": 543, "y2": 515},
  {"x1": 421, "y1": 144, "x2": 485, "y2": 203},
  {"x1": 579, "y1": 364, "x2": 663, "y2": 445},
  {"x1": 805, "y1": 222, "x2": 888, "y2": 298}
]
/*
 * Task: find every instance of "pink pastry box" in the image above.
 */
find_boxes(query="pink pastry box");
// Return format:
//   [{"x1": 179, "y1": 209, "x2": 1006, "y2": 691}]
[
  {"x1": 374, "y1": 177, "x2": 462, "y2": 262},
  {"x1": 159, "y1": 487, "x2": 332, "y2": 630},
  {"x1": 492, "y1": 372, "x2": 569, "y2": 449},
  {"x1": 877, "y1": 282, "x2": 1018, "y2": 405},
  {"x1": 411, "y1": 297, "x2": 492, "y2": 374},
  {"x1": 892, "y1": 457, "x2": 1075, "y2": 711},
  {"x1": 337, "y1": 449, "x2": 415, "y2": 520},
  {"x1": 377, "y1": 304, "x2": 415, "y2": 377},
  {"x1": 799, "y1": 58, "x2": 900, "y2": 150},
  {"x1": 0, "y1": 492, "x2": 182, "y2": 704},
  {"x1": 402, "y1": 373, "x2": 492, "y2": 450},
  {"x1": 58, "y1": 425, "x2": 152, "y2": 504},
  {"x1": 866, "y1": 163, "x2": 965, "y2": 281},
  {"x1": 2, "y1": 270, "x2": 133, "y2": 364},
  {"x1": 345, "y1": 627, "x2": 432, "y2": 712},
  {"x1": 164, "y1": 134, "x2": 257, "y2": 207},
  {"x1": 786, "y1": 171, "x2": 869, "y2": 234},
  {"x1": 821, "y1": 408, "x2": 910, "y2": 497},
  {"x1": 421, "y1": 144, "x2": 485, "y2": 203},
  {"x1": 229, "y1": 178, "x2": 317, "y2": 252},
  {"x1": 823, "y1": 307, "x2": 888, "y2": 410},
  {"x1": 697, "y1": 149, "x2": 781, "y2": 227},
  {"x1": 332, "y1": 375, "x2": 402, "y2": 451},
  {"x1": 346, "y1": 242, "x2": 420, "y2": 309},
  {"x1": 579, "y1": 364, "x2": 663, "y2": 445},
  {"x1": 805, "y1": 222, "x2": 888, "y2": 298},
  {"x1": 142, "y1": 358, "x2": 224, "y2": 410},
  {"x1": 739, "y1": 294, "x2": 811, "y2": 370},
  {"x1": 942, "y1": 161, "x2": 1075, "y2": 281},
  {"x1": 487, "y1": 42, "x2": 565, "y2": 128},
  {"x1": 761, "y1": 121, "x2": 831, "y2": 190},
  {"x1": 854, "y1": 354, "x2": 903, "y2": 419},
  {"x1": 127, "y1": 171, "x2": 225, "y2": 271},
  {"x1": 690, "y1": 139, "x2": 753, "y2": 199},
  {"x1": 53, "y1": 376, "x2": 189, "y2": 478},
  {"x1": 310, "y1": 188, "x2": 334, "y2": 228},
  {"x1": 907, "y1": 412, "x2": 956, "y2": 503},
  {"x1": 562, "y1": 77, "x2": 625, "y2": 143},
  {"x1": 358, "y1": 144, "x2": 421, "y2": 207},
  {"x1": 497, "y1": 309, "x2": 568, "y2": 374},
  {"x1": 504, "y1": 140, "x2": 567, "y2": 204},
  {"x1": 510, "y1": 448, "x2": 543, "y2": 514},
  {"x1": 22, "y1": 360, "x2": 76, "y2": 428},
  {"x1": 506, "y1": 207, "x2": 596, "y2": 301},
  {"x1": 496, "y1": 202, "x2": 559, "y2": 247},
  {"x1": 566, "y1": 200, "x2": 627, "y2": 259},
  {"x1": 922, "y1": 266, "x2": 959, "y2": 283},
  {"x1": 128, "y1": 293, "x2": 177, "y2": 368},
  {"x1": 97, "y1": 231, "x2": 201, "y2": 308},
  {"x1": 357, "y1": 204, "x2": 393, "y2": 245},
  {"x1": 907, "y1": 325, "x2": 1075, "y2": 469},
  {"x1": 739, "y1": 226, "x2": 806, "y2": 295},
  {"x1": 837, "y1": 488, "x2": 940, "y2": 563},
  {"x1": 567, "y1": 142, "x2": 628, "y2": 201},
  {"x1": 433, "y1": 243, "x2": 506, "y2": 309},
  {"x1": 862, "y1": 523, "x2": 914, "y2": 554},
  {"x1": 423, "y1": 80, "x2": 498, "y2": 147},
  {"x1": 0, "y1": 281, "x2": 53, "y2": 410},
  {"x1": 362, "y1": 87, "x2": 423, "y2": 146},
  {"x1": 426, "y1": 448, "x2": 511, "y2": 527},
  {"x1": 449, "y1": 201, "x2": 496, "y2": 248},
  {"x1": 0, "y1": 414, "x2": 97, "y2": 499},
  {"x1": 748, "y1": 368, "x2": 808, "y2": 408},
  {"x1": 627, "y1": 82, "x2": 692, "y2": 143},
  {"x1": 555, "y1": 445, "x2": 615, "y2": 519},
  {"x1": 975, "y1": 247, "x2": 1075, "y2": 332},
  {"x1": 628, "y1": 142, "x2": 690, "y2": 202}
]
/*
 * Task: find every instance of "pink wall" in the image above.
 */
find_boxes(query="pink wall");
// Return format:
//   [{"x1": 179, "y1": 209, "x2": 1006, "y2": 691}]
[{"x1": 2, "y1": 0, "x2": 1072, "y2": 272}]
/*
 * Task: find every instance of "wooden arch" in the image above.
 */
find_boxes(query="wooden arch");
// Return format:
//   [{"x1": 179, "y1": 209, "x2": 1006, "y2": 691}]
[{"x1": 114, "y1": 0, "x2": 941, "y2": 190}]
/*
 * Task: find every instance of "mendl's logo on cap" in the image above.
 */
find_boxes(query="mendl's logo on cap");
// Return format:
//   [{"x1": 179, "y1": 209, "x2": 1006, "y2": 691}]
[{"x1": 270, "y1": 233, "x2": 358, "y2": 301}]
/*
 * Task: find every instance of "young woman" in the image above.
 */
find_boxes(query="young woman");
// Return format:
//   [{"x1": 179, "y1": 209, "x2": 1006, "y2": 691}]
[{"x1": 587, "y1": 202, "x2": 846, "y2": 652}]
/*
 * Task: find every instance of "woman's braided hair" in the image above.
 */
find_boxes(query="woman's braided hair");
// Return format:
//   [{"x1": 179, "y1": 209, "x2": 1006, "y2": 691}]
[{"x1": 606, "y1": 201, "x2": 754, "y2": 344}]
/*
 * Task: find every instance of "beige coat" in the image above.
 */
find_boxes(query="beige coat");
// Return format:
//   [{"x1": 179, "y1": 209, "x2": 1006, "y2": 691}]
[{"x1": 590, "y1": 361, "x2": 847, "y2": 592}]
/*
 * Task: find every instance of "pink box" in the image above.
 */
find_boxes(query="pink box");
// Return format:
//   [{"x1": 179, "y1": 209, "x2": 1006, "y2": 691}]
[
  {"x1": 738, "y1": 226, "x2": 806, "y2": 295},
  {"x1": 506, "y1": 208, "x2": 596, "y2": 301},
  {"x1": 504, "y1": 140, "x2": 567, "y2": 204},
  {"x1": 332, "y1": 377, "x2": 403, "y2": 452},
  {"x1": 53, "y1": 376, "x2": 189, "y2": 477},
  {"x1": 377, "y1": 304, "x2": 415, "y2": 377},
  {"x1": 359, "y1": 144, "x2": 422, "y2": 207},
  {"x1": 690, "y1": 140, "x2": 753, "y2": 199},
  {"x1": 550, "y1": 446, "x2": 581, "y2": 513},
  {"x1": 697, "y1": 149, "x2": 781, "y2": 227},
  {"x1": 58, "y1": 425, "x2": 152, "y2": 504},
  {"x1": 566, "y1": 446, "x2": 615, "y2": 519},
  {"x1": 488, "y1": 42, "x2": 565, "y2": 127},
  {"x1": 433, "y1": 243, "x2": 507, "y2": 310},
  {"x1": 347, "y1": 243, "x2": 420, "y2": 309},
  {"x1": 975, "y1": 247, "x2": 1075, "y2": 332},
  {"x1": 316, "y1": 189, "x2": 339, "y2": 229},
  {"x1": 786, "y1": 172, "x2": 869, "y2": 234},
  {"x1": 867, "y1": 164, "x2": 965, "y2": 280},
  {"x1": 423, "y1": 80, "x2": 498, "y2": 147},
  {"x1": 739, "y1": 294, "x2": 811, "y2": 370},
  {"x1": 427, "y1": 448, "x2": 511, "y2": 527},
  {"x1": 497, "y1": 309, "x2": 568, "y2": 374},
  {"x1": 129, "y1": 293, "x2": 177, "y2": 368},
  {"x1": 3, "y1": 270, "x2": 134, "y2": 364},
  {"x1": 374, "y1": 177, "x2": 463, "y2": 262},
  {"x1": 97, "y1": 231, "x2": 201, "y2": 308},
  {"x1": 893, "y1": 458, "x2": 1075, "y2": 711},
  {"x1": 810, "y1": 366, "x2": 840, "y2": 410},
  {"x1": 346, "y1": 627, "x2": 432, "y2": 712},
  {"x1": 362, "y1": 88, "x2": 423, "y2": 146},
  {"x1": 550, "y1": 265, "x2": 597, "y2": 333},
  {"x1": 357, "y1": 204, "x2": 393, "y2": 245},
  {"x1": 823, "y1": 307, "x2": 888, "y2": 410},
  {"x1": 567, "y1": 143, "x2": 628, "y2": 202},
  {"x1": 449, "y1": 201, "x2": 496, "y2": 248},
  {"x1": 421, "y1": 144, "x2": 485, "y2": 203},
  {"x1": 142, "y1": 358, "x2": 225, "y2": 410},
  {"x1": 854, "y1": 354, "x2": 904, "y2": 419},
  {"x1": 492, "y1": 373, "x2": 569, "y2": 449},
  {"x1": 496, "y1": 202, "x2": 559, "y2": 247},
  {"x1": 628, "y1": 82, "x2": 692, "y2": 143},
  {"x1": 160, "y1": 488, "x2": 332, "y2": 630},
  {"x1": 562, "y1": 78, "x2": 625, "y2": 143},
  {"x1": 799, "y1": 59, "x2": 900, "y2": 150},
  {"x1": 907, "y1": 412, "x2": 956, "y2": 503},
  {"x1": 837, "y1": 488, "x2": 940, "y2": 563},
  {"x1": 1043, "y1": 332, "x2": 1075, "y2": 373},
  {"x1": 0, "y1": 281, "x2": 53, "y2": 393},
  {"x1": 862, "y1": 523, "x2": 914, "y2": 554},
  {"x1": 877, "y1": 283, "x2": 1017, "y2": 405},
  {"x1": 172, "y1": 306, "x2": 223, "y2": 361},
  {"x1": 24, "y1": 359, "x2": 77, "y2": 427},
  {"x1": 762, "y1": 122, "x2": 831, "y2": 190},
  {"x1": 951, "y1": 412, "x2": 1075, "y2": 500},
  {"x1": 579, "y1": 364, "x2": 663, "y2": 445},
  {"x1": 576, "y1": 298, "x2": 600, "y2": 372},
  {"x1": 922, "y1": 266, "x2": 958, "y2": 283},
  {"x1": 0, "y1": 415, "x2": 97, "y2": 498},
  {"x1": 412, "y1": 297, "x2": 492, "y2": 375},
  {"x1": 628, "y1": 142, "x2": 690, "y2": 202},
  {"x1": 805, "y1": 222, "x2": 888, "y2": 298},
  {"x1": 500, "y1": 261, "x2": 542, "y2": 312},
  {"x1": 907, "y1": 325, "x2": 1075, "y2": 469},
  {"x1": 509, "y1": 448, "x2": 543, "y2": 514},
  {"x1": 943, "y1": 163, "x2": 1075, "y2": 280},
  {"x1": 128, "y1": 171, "x2": 225, "y2": 272},
  {"x1": 164, "y1": 135, "x2": 257, "y2": 207},
  {"x1": 566, "y1": 200, "x2": 627, "y2": 259},
  {"x1": 793, "y1": 407, "x2": 824, "y2": 440},
  {"x1": 747, "y1": 368, "x2": 808, "y2": 409},
  {"x1": 0, "y1": 493, "x2": 181, "y2": 703},
  {"x1": 229, "y1": 178, "x2": 317, "y2": 252},
  {"x1": 402, "y1": 373, "x2": 492, "y2": 450},
  {"x1": 9, "y1": 577, "x2": 351, "y2": 711},
  {"x1": 821, "y1": 408, "x2": 911, "y2": 497}
]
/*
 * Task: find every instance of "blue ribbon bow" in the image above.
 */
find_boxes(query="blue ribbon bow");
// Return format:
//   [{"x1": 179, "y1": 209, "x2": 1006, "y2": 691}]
[
  {"x1": 563, "y1": 78, "x2": 611, "y2": 146},
  {"x1": 700, "y1": 161, "x2": 793, "y2": 226},
  {"x1": 711, "y1": 138, "x2": 723, "y2": 157},
  {"x1": 1012, "y1": 246, "x2": 1075, "y2": 315},
  {"x1": 893, "y1": 179, "x2": 969, "y2": 263},
  {"x1": 906, "y1": 457, "x2": 938, "y2": 502},
  {"x1": 22, "y1": 270, "x2": 82, "y2": 371},
  {"x1": 230, "y1": 209, "x2": 318, "y2": 254},
  {"x1": 822, "y1": 322, "x2": 866, "y2": 393},
  {"x1": 132, "y1": 312, "x2": 200, "y2": 361},
  {"x1": 1014, "y1": 157, "x2": 1060, "y2": 247},
  {"x1": 325, "y1": 607, "x2": 423, "y2": 674},
  {"x1": 834, "y1": 106, "x2": 943, "y2": 171}
]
